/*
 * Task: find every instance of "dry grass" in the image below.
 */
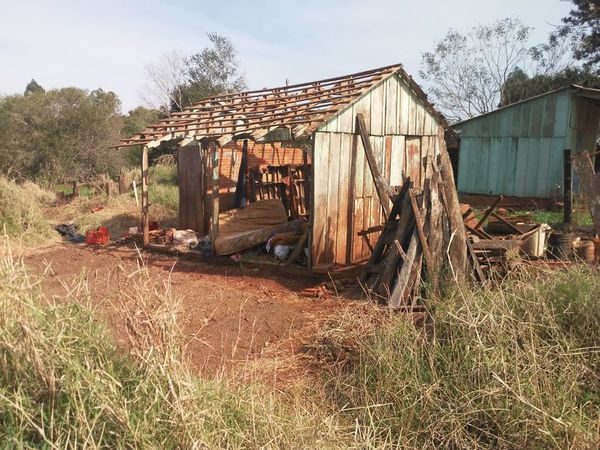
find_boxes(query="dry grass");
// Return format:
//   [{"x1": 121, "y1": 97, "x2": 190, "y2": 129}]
[
  {"x1": 0, "y1": 239, "x2": 355, "y2": 449},
  {"x1": 306, "y1": 266, "x2": 600, "y2": 449},
  {"x1": 0, "y1": 176, "x2": 55, "y2": 245}
]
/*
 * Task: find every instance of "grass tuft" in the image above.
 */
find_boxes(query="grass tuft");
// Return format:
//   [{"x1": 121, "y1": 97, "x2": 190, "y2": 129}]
[{"x1": 307, "y1": 266, "x2": 600, "y2": 449}]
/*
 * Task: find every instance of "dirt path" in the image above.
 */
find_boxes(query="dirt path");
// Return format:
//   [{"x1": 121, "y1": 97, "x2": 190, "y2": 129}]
[{"x1": 24, "y1": 243, "x2": 347, "y2": 377}]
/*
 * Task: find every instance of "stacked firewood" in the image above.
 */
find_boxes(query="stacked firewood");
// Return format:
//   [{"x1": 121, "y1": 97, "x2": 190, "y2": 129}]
[{"x1": 360, "y1": 127, "x2": 468, "y2": 307}]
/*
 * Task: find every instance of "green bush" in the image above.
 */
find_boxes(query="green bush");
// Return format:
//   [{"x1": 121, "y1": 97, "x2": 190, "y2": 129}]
[{"x1": 308, "y1": 267, "x2": 600, "y2": 449}]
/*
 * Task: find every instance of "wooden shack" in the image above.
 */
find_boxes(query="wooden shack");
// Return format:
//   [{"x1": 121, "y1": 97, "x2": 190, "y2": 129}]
[{"x1": 117, "y1": 64, "x2": 448, "y2": 271}]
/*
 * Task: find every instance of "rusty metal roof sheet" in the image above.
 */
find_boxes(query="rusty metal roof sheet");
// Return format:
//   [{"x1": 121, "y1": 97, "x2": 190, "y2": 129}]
[{"x1": 116, "y1": 63, "x2": 445, "y2": 148}]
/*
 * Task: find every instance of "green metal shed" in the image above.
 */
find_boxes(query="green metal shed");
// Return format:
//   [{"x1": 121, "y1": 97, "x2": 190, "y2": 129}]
[{"x1": 453, "y1": 85, "x2": 600, "y2": 199}]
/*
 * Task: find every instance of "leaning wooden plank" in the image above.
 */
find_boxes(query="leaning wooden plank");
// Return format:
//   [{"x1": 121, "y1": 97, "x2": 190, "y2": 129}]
[
  {"x1": 490, "y1": 212, "x2": 523, "y2": 235},
  {"x1": 210, "y1": 141, "x2": 220, "y2": 242},
  {"x1": 356, "y1": 113, "x2": 394, "y2": 216},
  {"x1": 572, "y1": 151, "x2": 600, "y2": 234},
  {"x1": 408, "y1": 189, "x2": 434, "y2": 280},
  {"x1": 389, "y1": 230, "x2": 420, "y2": 308},
  {"x1": 466, "y1": 239, "x2": 485, "y2": 283},
  {"x1": 474, "y1": 195, "x2": 504, "y2": 230},
  {"x1": 437, "y1": 126, "x2": 468, "y2": 281}
]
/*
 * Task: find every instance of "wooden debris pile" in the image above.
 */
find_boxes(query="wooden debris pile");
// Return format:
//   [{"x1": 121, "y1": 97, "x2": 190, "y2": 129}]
[{"x1": 360, "y1": 125, "x2": 467, "y2": 307}]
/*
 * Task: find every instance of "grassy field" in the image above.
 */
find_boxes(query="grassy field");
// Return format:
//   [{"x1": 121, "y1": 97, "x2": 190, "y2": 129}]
[{"x1": 1, "y1": 176, "x2": 599, "y2": 448}]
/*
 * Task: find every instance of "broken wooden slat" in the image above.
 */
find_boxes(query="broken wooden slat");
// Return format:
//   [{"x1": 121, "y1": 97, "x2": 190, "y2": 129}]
[
  {"x1": 474, "y1": 195, "x2": 504, "y2": 230},
  {"x1": 284, "y1": 227, "x2": 309, "y2": 266}
]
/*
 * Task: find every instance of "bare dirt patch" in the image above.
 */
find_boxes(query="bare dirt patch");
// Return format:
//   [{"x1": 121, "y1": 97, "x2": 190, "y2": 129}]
[{"x1": 24, "y1": 243, "x2": 347, "y2": 377}]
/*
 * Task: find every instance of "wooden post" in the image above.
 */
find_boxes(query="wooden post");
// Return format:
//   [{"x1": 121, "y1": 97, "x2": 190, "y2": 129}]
[
  {"x1": 119, "y1": 174, "x2": 128, "y2": 194},
  {"x1": 209, "y1": 141, "x2": 220, "y2": 243},
  {"x1": 141, "y1": 145, "x2": 150, "y2": 246},
  {"x1": 563, "y1": 149, "x2": 573, "y2": 226},
  {"x1": 72, "y1": 181, "x2": 79, "y2": 199},
  {"x1": 356, "y1": 113, "x2": 393, "y2": 217}
]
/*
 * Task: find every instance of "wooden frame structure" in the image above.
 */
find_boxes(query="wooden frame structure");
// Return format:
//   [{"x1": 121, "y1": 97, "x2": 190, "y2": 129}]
[{"x1": 115, "y1": 64, "x2": 448, "y2": 271}]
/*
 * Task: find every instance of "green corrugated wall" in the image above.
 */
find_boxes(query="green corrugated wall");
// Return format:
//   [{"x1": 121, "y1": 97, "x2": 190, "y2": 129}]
[{"x1": 455, "y1": 89, "x2": 574, "y2": 198}]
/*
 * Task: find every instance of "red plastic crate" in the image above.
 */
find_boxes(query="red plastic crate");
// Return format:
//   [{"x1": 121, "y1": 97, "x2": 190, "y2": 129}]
[{"x1": 85, "y1": 226, "x2": 109, "y2": 245}]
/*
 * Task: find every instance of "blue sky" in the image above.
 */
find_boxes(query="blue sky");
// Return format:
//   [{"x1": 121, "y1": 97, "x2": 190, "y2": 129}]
[{"x1": 1, "y1": 0, "x2": 572, "y2": 111}]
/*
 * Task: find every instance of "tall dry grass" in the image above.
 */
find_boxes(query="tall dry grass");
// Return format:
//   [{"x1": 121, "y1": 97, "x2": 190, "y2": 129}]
[
  {"x1": 0, "y1": 176, "x2": 55, "y2": 245},
  {"x1": 0, "y1": 240, "x2": 353, "y2": 449},
  {"x1": 307, "y1": 266, "x2": 600, "y2": 449}
]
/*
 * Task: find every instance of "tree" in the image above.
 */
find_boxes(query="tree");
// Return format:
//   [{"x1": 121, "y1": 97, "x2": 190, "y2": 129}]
[
  {"x1": 560, "y1": 0, "x2": 600, "y2": 71},
  {"x1": 420, "y1": 18, "x2": 568, "y2": 122},
  {"x1": 178, "y1": 33, "x2": 247, "y2": 109},
  {"x1": 0, "y1": 87, "x2": 124, "y2": 182},
  {"x1": 24, "y1": 79, "x2": 44, "y2": 96},
  {"x1": 122, "y1": 106, "x2": 162, "y2": 138},
  {"x1": 142, "y1": 51, "x2": 188, "y2": 113},
  {"x1": 143, "y1": 33, "x2": 247, "y2": 112},
  {"x1": 501, "y1": 66, "x2": 600, "y2": 106}
]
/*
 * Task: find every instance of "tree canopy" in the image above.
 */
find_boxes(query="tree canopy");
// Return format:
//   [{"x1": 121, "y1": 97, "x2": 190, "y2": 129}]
[
  {"x1": 420, "y1": 18, "x2": 569, "y2": 122},
  {"x1": 0, "y1": 87, "x2": 124, "y2": 182},
  {"x1": 144, "y1": 33, "x2": 247, "y2": 112},
  {"x1": 561, "y1": 0, "x2": 600, "y2": 71}
]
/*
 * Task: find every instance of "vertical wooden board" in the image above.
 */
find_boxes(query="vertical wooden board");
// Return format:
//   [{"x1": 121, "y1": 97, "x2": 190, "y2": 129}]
[
  {"x1": 311, "y1": 132, "x2": 330, "y2": 266},
  {"x1": 398, "y1": 83, "x2": 410, "y2": 134},
  {"x1": 370, "y1": 82, "x2": 385, "y2": 136},
  {"x1": 326, "y1": 133, "x2": 342, "y2": 264},
  {"x1": 385, "y1": 77, "x2": 398, "y2": 134},
  {"x1": 529, "y1": 99, "x2": 543, "y2": 137},
  {"x1": 502, "y1": 138, "x2": 518, "y2": 195},
  {"x1": 414, "y1": 101, "x2": 425, "y2": 136},
  {"x1": 390, "y1": 135, "x2": 405, "y2": 186},
  {"x1": 406, "y1": 137, "x2": 421, "y2": 188},
  {"x1": 336, "y1": 105, "x2": 354, "y2": 133},
  {"x1": 408, "y1": 92, "x2": 417, "y2": 135},
  {"x1": 354, "y1": 134, "x2": 365, "y2": 198},
  {"x1": 336, "y1": 133, "x2": 352, "y2": 265},
  {"x1": 354, "y1": 93, "x2": 371, "y2": 132},
  {"x1": 384, "y1": 136, "x2": 392, "y2": 185},
  {"x1": 352, "y1": 197, "x2": 365, "y2": 262}
]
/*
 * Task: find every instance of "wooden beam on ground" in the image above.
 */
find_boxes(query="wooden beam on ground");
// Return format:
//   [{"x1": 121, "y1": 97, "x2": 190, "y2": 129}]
[
  {"x1": 572, "y1": 150, "x2": 600, "y2": 234},
  {"x1": 141, "y1": 145, "x2": 150, "y2": 246},
  {"x1": 490, "y1": 212, "x2": 523, "y2": 235},
  {"x1": 474, "y1": 195, "x2": 504, "y2": 230},
  {"x1": 356, "y1": 113, "x2": 393, "y2": 216}
]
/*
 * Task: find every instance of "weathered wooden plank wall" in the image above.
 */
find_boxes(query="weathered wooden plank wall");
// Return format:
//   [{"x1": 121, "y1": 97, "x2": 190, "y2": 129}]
[{"x1": 312, "y1": 73, "x2": 442, "y2": 267}]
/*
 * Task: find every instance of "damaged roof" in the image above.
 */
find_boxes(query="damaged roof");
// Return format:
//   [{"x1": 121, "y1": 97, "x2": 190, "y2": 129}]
[{"x1": 117, "y1": 64, "x2": 445, "y2": 149}]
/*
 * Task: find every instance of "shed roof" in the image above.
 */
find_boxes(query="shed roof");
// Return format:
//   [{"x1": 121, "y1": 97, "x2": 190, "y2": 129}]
[
  {"x1": 454, "y1": 84, "x2": 600, "y2": 129},
  {"x1": 117, "y1": 64, "x2": 446, "y2": 149}
]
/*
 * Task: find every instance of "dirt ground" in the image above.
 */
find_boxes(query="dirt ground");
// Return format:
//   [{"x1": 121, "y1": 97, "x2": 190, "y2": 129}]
[{"x1": 24, "y1": 243, "x2": 350, "y2": 378}]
